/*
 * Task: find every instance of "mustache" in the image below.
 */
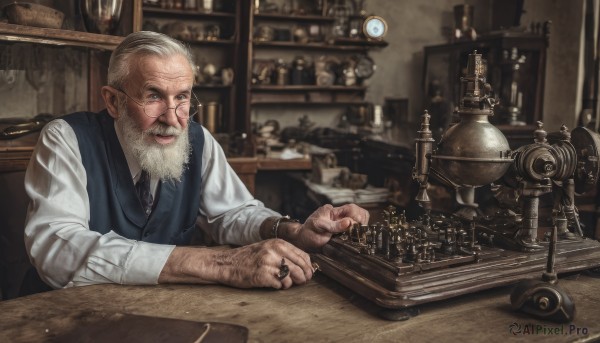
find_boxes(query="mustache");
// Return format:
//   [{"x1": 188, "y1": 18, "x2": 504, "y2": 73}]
[{"x1": 144, "y1": 123, "x2": 183, "y2": 136}]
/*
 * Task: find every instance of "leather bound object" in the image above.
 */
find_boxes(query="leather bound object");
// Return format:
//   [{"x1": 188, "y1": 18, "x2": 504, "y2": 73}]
[
  {"x1": 53, "y1": 312, "x2": 248, "y2": 343},
  {"x1": 4, "y1": 3, "x2": 65, "y2": 29}
]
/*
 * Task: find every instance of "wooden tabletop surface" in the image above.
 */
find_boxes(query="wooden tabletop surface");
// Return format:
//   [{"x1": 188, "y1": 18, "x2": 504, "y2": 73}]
[{"x1": 1, "y1": 272, "x2": 599, "y2": 342}]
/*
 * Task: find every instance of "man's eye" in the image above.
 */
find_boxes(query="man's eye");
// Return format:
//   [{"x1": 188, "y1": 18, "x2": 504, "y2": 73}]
[
  {"x1": 175, "y1": 94, "x2": 189, "y2": 101},
  {"x1": 146, "y1": 94, "x2": 161, "y2": 102}
]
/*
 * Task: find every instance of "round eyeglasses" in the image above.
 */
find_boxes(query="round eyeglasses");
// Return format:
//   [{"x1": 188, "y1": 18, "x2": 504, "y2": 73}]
[{"x1": 115, "y1": 88, "x2": 200, "y2": 119}]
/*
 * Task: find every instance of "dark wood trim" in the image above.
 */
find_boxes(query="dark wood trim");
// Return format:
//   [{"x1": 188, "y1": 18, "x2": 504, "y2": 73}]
[
  {"x1": 253, "y1": 40, "x2": 377, "y2": 51},
  {"x1": 0, "y1": 23, "x2": 123, "y2": 50},
  {"x1": 256, "y1": 157, "x2": 311, "y2": 171},
  {"x1": 254, "y1": 13, "x2": 335, "y2": 22},
  {"x1": 252, "y1": 85, "x2": 366, "y2": 91},
  {"x1": 142, "y1": 7, "x2": 236, "y2": 19}
]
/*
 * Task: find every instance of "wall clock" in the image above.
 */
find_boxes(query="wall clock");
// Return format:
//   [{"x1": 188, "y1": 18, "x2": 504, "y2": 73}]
[{"x1": 363, "y1": 15, "x2": 387, "y2": 40}]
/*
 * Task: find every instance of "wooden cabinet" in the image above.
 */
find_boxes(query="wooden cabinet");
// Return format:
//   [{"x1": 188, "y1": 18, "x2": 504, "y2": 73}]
[
  {"x1": 238, "y1": 0, "x2": 388, "y2": 134},
  {"x1": 0, "y1": 3, "x2": 138, "y2": 113},
  {"x1": 423, "y1": 29, "x2": 550, "y2": 148},
  {"x1": 0, "y1": 2, "x2": 139, "y2": 173}
]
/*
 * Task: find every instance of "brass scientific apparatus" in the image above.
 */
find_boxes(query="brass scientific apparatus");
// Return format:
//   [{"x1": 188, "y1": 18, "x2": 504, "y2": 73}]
[{"x1": 312, "y1": 51, "x2": 600, "y2": 319}]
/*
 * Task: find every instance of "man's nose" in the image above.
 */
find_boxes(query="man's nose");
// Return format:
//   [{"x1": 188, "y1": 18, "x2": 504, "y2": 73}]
[{"x1": 158, "y1": 105, "x2": 180, "y2": 126}]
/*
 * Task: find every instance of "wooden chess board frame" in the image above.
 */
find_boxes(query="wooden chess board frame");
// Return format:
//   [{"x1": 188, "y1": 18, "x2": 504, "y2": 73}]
[{"x1": 312, "y1": 237, "x2": 600, "y2": 309}]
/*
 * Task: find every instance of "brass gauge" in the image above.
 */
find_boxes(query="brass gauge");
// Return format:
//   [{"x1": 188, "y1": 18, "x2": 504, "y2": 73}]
[{"x1": 363, "y1": 15, "x2": 387, "y2": 40}]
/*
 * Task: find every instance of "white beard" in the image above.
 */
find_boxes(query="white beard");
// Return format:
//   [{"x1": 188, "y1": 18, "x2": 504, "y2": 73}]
[{"x1": 115, "y1": 107, "x2": 191, "y2": 181}]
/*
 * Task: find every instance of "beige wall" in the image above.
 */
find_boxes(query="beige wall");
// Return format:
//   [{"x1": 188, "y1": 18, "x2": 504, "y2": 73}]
[
  {"x1": 364, "y1": 0, "x2": 489, "y2": 123},
  {"x1": 522, "y1": 0, "x2": 584, "y2": 130}
]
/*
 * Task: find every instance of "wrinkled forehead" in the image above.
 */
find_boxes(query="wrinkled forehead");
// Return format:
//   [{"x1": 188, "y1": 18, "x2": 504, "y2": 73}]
[{"x1": 125, "y1": 54, "x2": 195, "y2": 91}]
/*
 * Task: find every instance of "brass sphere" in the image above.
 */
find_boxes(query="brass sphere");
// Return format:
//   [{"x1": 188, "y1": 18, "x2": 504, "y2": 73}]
[{"x1": 434, "y1": 114, "x2": 511, "y2": 187}]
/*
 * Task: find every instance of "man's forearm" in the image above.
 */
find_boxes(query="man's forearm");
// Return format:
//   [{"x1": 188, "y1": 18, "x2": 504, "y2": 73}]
[
  {"x1": 158, "y1": 246, "x2": 232, "y2": 284},
  {"x1": 258, "y1": 216, "x2": 303, "y2": 242}
]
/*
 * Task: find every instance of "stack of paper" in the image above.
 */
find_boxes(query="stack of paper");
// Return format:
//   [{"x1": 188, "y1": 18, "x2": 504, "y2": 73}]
[
  {"x1": 304, "y1": 180, "x2": 389, "y2": 205},
  {"x1": 355, "y1": 186, "x2": 390, "y2": 204},
  {"x1": 305, "y1": 181, "x2": 355, "y2": 205}
]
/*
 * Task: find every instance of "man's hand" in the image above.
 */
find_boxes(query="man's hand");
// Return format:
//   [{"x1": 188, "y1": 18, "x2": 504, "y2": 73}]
[
  {"x1": 159, "y1": 239, "x2": 314, "y2": 290},
  {"x1": 218, "y1": 239, "x2": 314, "y2": 289},
  {"x1": 289, "y1": 204, "x2": 370, "y2": 250}
]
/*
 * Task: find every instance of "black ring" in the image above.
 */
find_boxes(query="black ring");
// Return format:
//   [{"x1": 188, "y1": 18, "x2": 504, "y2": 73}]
[{"x1": 277, "y1": 258, "x2": 289, "y2": 280}]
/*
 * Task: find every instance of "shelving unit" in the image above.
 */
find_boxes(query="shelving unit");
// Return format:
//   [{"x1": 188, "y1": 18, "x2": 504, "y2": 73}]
[
  {"x1": 237, "y1": 0, "x2": 388, "y2": 134},
  {"x1": 138, "y1": 2, "x2": 240, "y2": 133},
  {"x1": 0, "y1": 1, "x2": 389, "y2": 139},
  {"x1": 132, "y1": 1, "x2": 389, "y2": 135},
  {"x1": 423, "y1": 29, "x2": 549, "y2": 148},
  {"x1": 0, "y1": 2, "x2": 137, "y2": 113}
]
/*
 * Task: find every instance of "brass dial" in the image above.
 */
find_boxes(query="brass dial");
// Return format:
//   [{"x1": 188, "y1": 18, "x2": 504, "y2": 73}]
[{"x1": 363, "y1": 15, "x2": 387, "y2": 40}]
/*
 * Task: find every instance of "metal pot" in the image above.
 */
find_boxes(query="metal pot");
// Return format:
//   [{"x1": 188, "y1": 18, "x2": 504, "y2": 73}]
[{"x1": 80, "y1": 0, "x2": 123, "y2": 35}]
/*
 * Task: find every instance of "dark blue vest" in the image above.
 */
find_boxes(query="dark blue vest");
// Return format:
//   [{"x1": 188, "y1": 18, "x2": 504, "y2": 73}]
[{"x1": 62, "y1": 110, "x2": 204, "y2": 245}]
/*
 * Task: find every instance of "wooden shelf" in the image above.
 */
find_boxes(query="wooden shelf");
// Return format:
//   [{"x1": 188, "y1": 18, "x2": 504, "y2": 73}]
[
  {"x1": 254, "y1": 13, "x2": 334, "y2": 23},
  {"x1": 226, "y1": 156, "x2": 312, "y2": 172},
  {"x1": 331, "y1": 38, "x2": 389, "y2": 49},
  {"x1": 252, "y1": 85, "x2": 366, "y2": 91},
  {"x1": 185, "y1": 39, "x2": 236, "y2": 46},
  {"x1": 251, "y1": 101, "x2": 367, "y2": 106},
  {"x1": 142, "y1": 7, "x2": 236, "y2": 19},
  {"x1": 0, "y1": 23, "x2": 123, "y2": 50},
  {"x1": 257, "y1": 157, "x2": 311, "y2": 170},
  {"x1": 331, "y1": 37, "x2": 389, "y2": 48},
  {"x1": 193, "y1": 84, "x2": 233, "y2": 90},
  {"x1": 253, "y1": 40, "x2": 372, "y2": 51},
  {"x1": 251, "y1": 85, "x2": 366, "y2": 105}
]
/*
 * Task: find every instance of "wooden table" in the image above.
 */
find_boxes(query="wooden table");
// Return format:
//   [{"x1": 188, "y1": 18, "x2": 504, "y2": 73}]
[{"x1": 1, "y1": 273, "x2": 599, "y2": 342}]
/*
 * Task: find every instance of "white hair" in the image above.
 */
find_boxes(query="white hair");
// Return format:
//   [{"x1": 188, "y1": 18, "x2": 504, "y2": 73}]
[{"x1": 107, "y1": 31, "x2": 195, "y2": 89}]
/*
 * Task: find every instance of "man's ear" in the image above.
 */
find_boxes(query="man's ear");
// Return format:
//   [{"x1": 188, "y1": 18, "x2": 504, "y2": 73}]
[{"x1": 101, "y1": 86, "x2": 120, "y2": 119}]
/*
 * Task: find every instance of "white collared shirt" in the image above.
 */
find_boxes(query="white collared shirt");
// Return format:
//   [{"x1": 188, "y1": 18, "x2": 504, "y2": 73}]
[{"x1": 24, "y1": 119, "x2": 278, "y2": 289}]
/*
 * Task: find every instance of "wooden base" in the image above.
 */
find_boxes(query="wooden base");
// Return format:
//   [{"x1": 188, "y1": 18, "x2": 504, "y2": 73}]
[{"x1": 312, "y1": 237, "x2": 600, "y2": 309}]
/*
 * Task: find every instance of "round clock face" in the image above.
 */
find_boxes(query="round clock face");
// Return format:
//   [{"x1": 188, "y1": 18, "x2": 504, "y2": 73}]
[{"x1": 363, "y1": 16, "x2": 387, "y2": 40}]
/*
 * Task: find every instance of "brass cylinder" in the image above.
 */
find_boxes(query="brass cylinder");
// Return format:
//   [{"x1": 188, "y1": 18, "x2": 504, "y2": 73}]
[
  {"x1": 193, "y1": 102, "x2": 203, "y2": 124},
  {"x1": 196, "y1": 101, "x2": 221, "y2": 133}
]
